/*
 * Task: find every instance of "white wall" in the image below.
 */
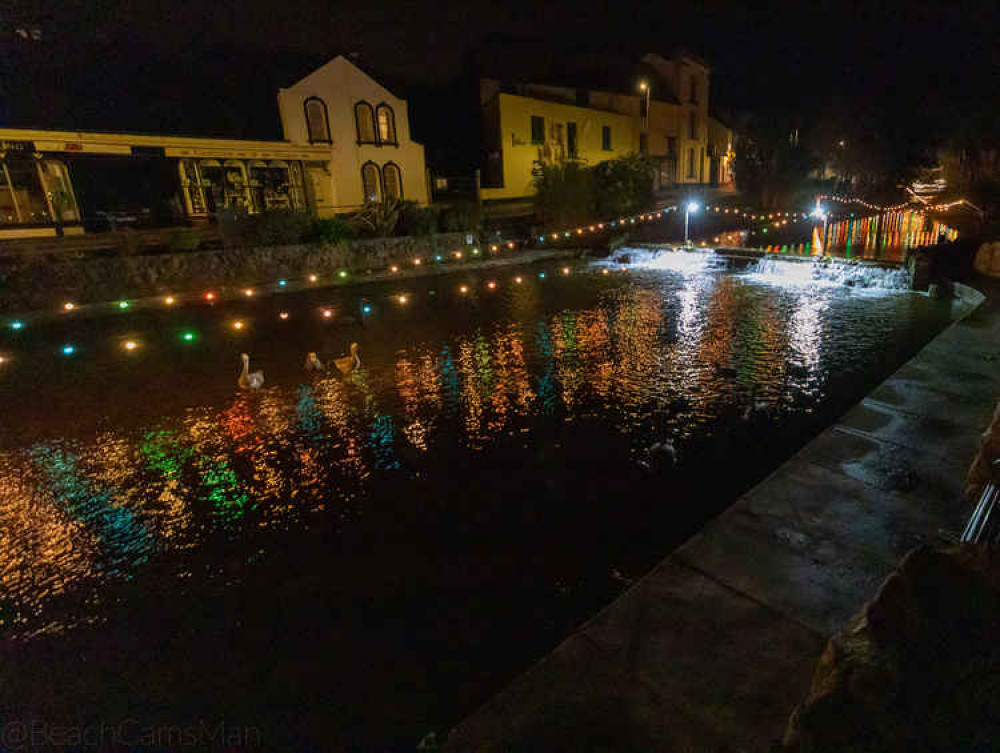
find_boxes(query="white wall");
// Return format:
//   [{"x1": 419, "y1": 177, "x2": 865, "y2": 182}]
[{"x1": 278, "y1": 56, "x2": 429, "y2": 215}]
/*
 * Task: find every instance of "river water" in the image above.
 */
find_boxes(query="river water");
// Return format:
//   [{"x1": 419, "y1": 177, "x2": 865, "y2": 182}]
[{"x1": 0, "y1": 255, "x2": 962, "y2": 748}]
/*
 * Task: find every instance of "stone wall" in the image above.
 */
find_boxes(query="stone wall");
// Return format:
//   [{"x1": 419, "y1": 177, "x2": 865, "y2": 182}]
[{"x1": 0, "y1": 233, "x2": 470, "y2": 314}]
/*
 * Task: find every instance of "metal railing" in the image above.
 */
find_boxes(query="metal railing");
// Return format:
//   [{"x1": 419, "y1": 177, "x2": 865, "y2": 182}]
[{"x1": 961, "y1": 460, "x2": 1000, "y2": 546}]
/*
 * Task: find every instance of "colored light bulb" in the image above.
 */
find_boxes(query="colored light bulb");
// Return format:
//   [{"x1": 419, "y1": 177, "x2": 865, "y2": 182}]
[{"x1": 118, "y1": 300, "x2": 130, "y2": 309}]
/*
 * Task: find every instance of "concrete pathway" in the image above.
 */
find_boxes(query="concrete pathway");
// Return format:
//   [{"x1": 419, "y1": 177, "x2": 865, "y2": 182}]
[{"x1": 445, "y1": 283, "x2": 1000, "y2": 752}]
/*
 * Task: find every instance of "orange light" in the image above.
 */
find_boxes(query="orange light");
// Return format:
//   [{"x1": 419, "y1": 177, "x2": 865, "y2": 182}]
[
  {"x1": 123, "y1": 340, "x2": 138, "y2": 352},
  {"x1": 413, "y1": 258, "x2": 422, "y2": 265},
  {"x1": 491, "y1": 245, "x2": 498, "y2": 252},
  {"x1": 459, "y1": 285, "x2": 469, "y2": 294},
  {"x1": 562, "y1": 267, "x2": 570, "y2": 275},
  {"x1": 602, "y1": 268, "x2": 610, "y2": 275},
  {"x1": 244, "y1": 288, "x2": 254, "y2": 297},
  {"x1": 279, "y1": 311, "x2": 290, "y2": 320},
  {"x1": 390, "y1": 265, "x2": 399, "y2": 273},
  {"x1": 397, "y1": 294, "x2": 409, "y2": 305},
  {"x1": 309, "y1": 274, "x2": 318, "y2": 282},
  {"x1": 322, "y1": 309, "x2": 333, "y2": 319},
  {"x1": 205, "y1": 292, "x2": 216, "y2": 301},
  {"x1": 63, "y1": 302, "x2": 75, "y2": 311},
  {"x1": 164, "y1": 296, "x2": 176, "y2": 305},
  {"x1": 232, "y1": 320, "x2": 244, "y2": 330},
  {"x1": 487, "y1": 281, "x2": 497, "y2": 290},
  {"x1": 507, "y1": 241, "x2": 515, "y2": 249},
  {"x1": 514, "y1": 276, "x2": 523, "y2": 284},
  {"x1": 455, "y1": 251, "x2": 463, "y2": 259}
]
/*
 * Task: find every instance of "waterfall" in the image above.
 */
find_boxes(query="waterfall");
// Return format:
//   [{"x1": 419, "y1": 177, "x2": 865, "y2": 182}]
[
  {"x1": 746, "y1": 256, "x2": 911, "y2": 290},
  {"x1": 605, "y1": 246, "x2": 723, "y2": 274}
]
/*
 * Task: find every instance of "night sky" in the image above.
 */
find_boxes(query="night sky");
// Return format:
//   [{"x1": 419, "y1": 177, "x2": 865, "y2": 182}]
[{"x1": 4, "y1": 0, "x2": 999, "y2": 168}]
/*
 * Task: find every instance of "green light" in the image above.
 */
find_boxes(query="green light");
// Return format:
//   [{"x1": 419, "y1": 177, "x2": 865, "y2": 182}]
[
  {"x1": 338, "y1": 270, "x2": 348, "y2": 278},
  {"x1": 181, "y1": 331, "x2": 196, "y2": 342},
  {"x1": 10, "y1": 321, "x2": 23, "y2": 330},
  {"x1": 435, "y1": 255, "x2": 442, "y2": 262},
  {"x1": 472, "y1": 248, "x2": 480, "y2": 255},
  {"x1": 278, "y1": 279, "x2": 287, "y2": 287},
  {"x1": 62, "y1": 345, "x2": 75, "y2": 355},
  {"x1": 762, "y1": 228, "x2": 768, "y2": 233},
  {"x1": 118, "y1": 300, "x2": 130, "y2": 309}
]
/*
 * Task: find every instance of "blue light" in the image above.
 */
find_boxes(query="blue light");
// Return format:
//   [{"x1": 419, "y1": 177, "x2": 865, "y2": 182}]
[
  {"x1": 62, "y1": 345, "x2": 75, "y2": 355},
  {"x1": 435, "y1": 255, "x2": 442, "y2": 262},
  {"x1": 10, "y1": 321, "x2": 23, "y2": 330},
  {"x1": 362, "y1": 304, "x2": 373, "y2": 314},
  {"x1": 539, "y1": 272, "x2": 547, "y2": 279},
  {"x1": 278, "y1": 279, "x2": 287, "y2": 286},
  {"x1": 611, "y1": 221, "x2": 617, "y2": 227},
  {"x1": 539, "y1": 236, "x2": 545, "y2": 242}
]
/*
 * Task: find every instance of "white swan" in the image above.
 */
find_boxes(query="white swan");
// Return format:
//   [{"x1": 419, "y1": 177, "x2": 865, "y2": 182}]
[
  {"x1": 238, "y1": 353, "x2": 264, "y2": 390},
  {"x1": 333, "y1": 343, "x2": 361, "y2": 375}
]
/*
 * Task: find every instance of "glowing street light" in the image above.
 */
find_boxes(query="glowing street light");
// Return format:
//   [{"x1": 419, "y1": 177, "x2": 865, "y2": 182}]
[{"x1": 684, "y1": 201, "x2": 699, "y2": 245}]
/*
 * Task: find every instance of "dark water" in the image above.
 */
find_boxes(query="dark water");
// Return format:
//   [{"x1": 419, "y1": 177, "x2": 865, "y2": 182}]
[{"x1": 0, "y1": 259, "x2": 959, "y2": 749}]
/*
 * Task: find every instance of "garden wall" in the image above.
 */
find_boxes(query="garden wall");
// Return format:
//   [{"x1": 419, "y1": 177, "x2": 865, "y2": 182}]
[{"x1": 0, "y1": 233, "x2": 471, "y2": 314}]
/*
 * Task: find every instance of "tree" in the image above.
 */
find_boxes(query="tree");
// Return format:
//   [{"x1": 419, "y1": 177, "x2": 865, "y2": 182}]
[{"x1": 593, "y1": 153, "x2": 655, "y2": 217}]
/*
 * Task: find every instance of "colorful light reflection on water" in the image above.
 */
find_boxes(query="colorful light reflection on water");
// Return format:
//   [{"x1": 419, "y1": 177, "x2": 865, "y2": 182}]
[{"x1": 0, "y1": 262, "x2": 960, "y2": 745}]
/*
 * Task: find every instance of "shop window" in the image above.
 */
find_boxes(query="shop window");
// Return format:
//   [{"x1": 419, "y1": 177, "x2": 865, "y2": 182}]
[
  {"x1": 361, "y1": 161, "x2": 382, "y2": 202},
  {"x1": 355, "y1": 102, "x2": 377, "y2": 144},
  {"x1": 1, "y1": 157, "x2": 49, "y2": 224},
  {"x1": 39, "y1": 160, "x2": 80, "y2": 222},
  {"x1": 179, "y1": 160, "x2": 208, "y2": 216},
  {"x1": 382, "y1": 162, "x2": 403, "y2": 200},
  {"x1": 376, "y1": 104, "x2": 397, "y2": 145},
  {"x1": 304, "y1": 97, "x2": 332, "y2": 144}
]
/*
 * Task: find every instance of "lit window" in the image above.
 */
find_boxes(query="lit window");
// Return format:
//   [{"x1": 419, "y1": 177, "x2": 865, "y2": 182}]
[
  {"x1": 355, "y1": 102, "x2": 376, "y2": 144},
  {"x1": 376, "y1": 104, "x2": 397, "y2": 145},
  {"x1": 382, "y1": 163, "x2": 403, "y2": 200},
  {"x1": 361, "y1": 161, "x2": 381, "y2": 202},
  {"x1": 304, "y1": 97, "x2": 331, "y2": 144}
]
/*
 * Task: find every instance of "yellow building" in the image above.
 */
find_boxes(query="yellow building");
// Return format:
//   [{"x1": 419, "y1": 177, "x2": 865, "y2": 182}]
[
  {"x1": 479, "y1": 53, "x2": 734, "y2": 203},
  {"x1": 0, "y1": 55, "x2": 428, "y2": 239}
]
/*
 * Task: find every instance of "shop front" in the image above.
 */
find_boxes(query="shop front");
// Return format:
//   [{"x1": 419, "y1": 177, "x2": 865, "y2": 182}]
[{"x1": 0, "y1": 129, "x2": 331, "y2": 240}]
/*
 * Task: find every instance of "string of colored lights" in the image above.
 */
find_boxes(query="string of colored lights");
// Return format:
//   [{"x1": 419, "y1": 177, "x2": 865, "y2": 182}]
[
  {"x1": 0, "y1": 194, "x2": 961, "y2": 365},
  {"x1": 0, "y1": 265, "x2": 629, "y2": 362}
]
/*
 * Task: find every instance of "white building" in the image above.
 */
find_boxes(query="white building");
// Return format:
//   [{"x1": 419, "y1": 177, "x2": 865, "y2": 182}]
[{"x1": 278, "y1": 55, "x2": 429, "y2": 214}]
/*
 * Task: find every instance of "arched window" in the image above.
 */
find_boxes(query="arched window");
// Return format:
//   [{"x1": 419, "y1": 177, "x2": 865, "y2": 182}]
[
  {"x1": 382, "y1": 162, "x2": 402, "y2": 200},
  {"x1": 361, "y1": 161, "x2": 382, "y2": 203},
  {"x1": 355, "y1": 101, "x2": 377, "y2": 144},
  {"x1": 304, "y1": 97, "x2": 332, "y2": 144},
  {"x1": 375, "y1": 103, "x2": 397, "y2": 145}
]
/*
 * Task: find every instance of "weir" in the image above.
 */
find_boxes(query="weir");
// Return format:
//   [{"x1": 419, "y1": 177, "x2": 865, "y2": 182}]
[{"x1": 605, "y1": 245, "x2": 913, "y2": 290}]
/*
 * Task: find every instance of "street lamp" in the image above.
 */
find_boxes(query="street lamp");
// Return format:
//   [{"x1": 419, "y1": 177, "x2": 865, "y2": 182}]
[{"x1": 684, "y1": 201, "x2": 699, "y2": 245}]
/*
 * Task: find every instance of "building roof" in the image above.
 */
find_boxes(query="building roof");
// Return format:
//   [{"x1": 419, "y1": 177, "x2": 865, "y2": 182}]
[
  {"x1": 473, "y1": 40, "x2": 683, "y2": 104},
  {"x1": 0, "y1": 42, "x2": 402, "y2": 140}
]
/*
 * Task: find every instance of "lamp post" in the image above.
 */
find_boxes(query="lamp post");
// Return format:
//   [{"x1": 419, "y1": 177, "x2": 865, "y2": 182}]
[{"x1": 684, "y1": 201, "x2": 699, "y2": 245}]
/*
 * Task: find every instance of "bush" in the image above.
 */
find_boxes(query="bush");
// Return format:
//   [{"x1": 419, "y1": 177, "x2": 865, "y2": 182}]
[
  {"x1": 438, "y1": 201, "x2": 481, "y2": 233},
  {"x1": 533, "y1": 163, "x2": 594, "y2": 226},
  {"x1": 308, "y1": 216, "x2": 356, "y2": 244},
  {"x1": 593, "y1": 153, "x2": 655, "y2": 217},
  {"x1": 227, "y1": 209, "x2": 313, "y2": 247},
  {"x1": 355, "y1": 200, "x2": 402, "y2": 238},
  {"x1": 166, "y1": 227, "x2": 202, "y2": 252},
  {"x1": 397, "y1": 201, "x2": 439, "y2": 236}
]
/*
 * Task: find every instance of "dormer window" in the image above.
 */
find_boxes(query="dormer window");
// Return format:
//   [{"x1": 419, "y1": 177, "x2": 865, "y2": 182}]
[
  {"x1": 376, "y1": 104, "x2": 397, "y2": 145},
  {"x1": 304, "y1": 97, "x2": 332, "y2": 144},
  {"x1": 355, "y1": 101, "x2": 377, "y2": 144}
]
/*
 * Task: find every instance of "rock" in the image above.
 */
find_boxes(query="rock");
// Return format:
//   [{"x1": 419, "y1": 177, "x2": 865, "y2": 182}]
[
  {"x1": 783, "y1": 544, "x2": 1000, "y2": 752},
  {"x1": 965, "y1": 400, "x2": 1000, "y2": 501},
  {"x1": 974, "y1": 240, "x2": 1000, "y2": 279}
]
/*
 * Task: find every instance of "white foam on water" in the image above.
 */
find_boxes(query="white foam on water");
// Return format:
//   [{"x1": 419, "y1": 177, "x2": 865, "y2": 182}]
[{"x1": 745, "y1": 256, "x2": 911, "y2": 291}]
